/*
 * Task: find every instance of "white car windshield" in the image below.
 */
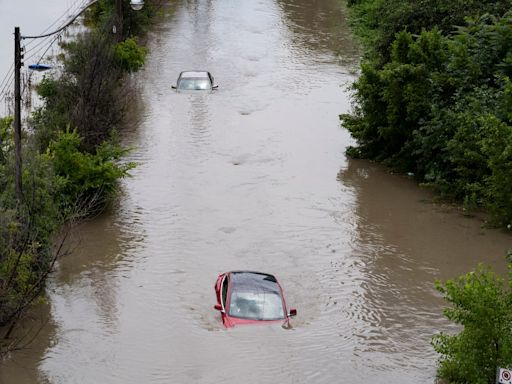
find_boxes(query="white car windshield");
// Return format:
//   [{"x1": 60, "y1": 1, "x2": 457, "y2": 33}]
[
  {"x1": 229, "y1": 291, "x2": 285, "y2": 320},
  {"x1": 178, "y1": 78, "x2": 210, "y2": 90}
]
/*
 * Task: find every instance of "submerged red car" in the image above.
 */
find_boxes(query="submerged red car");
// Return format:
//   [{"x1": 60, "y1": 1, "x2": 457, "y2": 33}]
[{"x1": 214, "y1": 271, "x2": 297, "y2": 328}]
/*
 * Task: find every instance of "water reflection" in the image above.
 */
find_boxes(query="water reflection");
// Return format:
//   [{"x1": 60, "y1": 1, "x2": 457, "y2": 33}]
[
  {"x1": 277, "y1": 0, "x2": 360, "y2": 67},
  {"x1": 340, "y1": 158, "x2": 510, "y2": 276},
  {"x1": 0, "y1": 301, "x2": 54, "y2": 384},
  {"x1": 187, "y1": 94, "x2": 212, "y2": 147},
  {"x1": 337, "y1": 157, "x2": 510, "y2": 378}
]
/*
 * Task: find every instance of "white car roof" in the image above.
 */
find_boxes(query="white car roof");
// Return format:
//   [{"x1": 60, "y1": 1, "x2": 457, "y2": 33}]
[{"x1": 180, "y1": 71, "x2": 209, "y2": 78}]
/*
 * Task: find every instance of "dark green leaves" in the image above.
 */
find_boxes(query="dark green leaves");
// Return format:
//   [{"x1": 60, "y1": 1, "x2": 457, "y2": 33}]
[
  {"x1": 343, "y1": 3, "x2": 512, "y2": 227},
  {"x1": 433, "y1": 265, "x2": 512, "y2": 383}
]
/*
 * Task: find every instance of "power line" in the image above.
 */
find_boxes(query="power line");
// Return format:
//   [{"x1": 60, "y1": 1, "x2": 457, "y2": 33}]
[
  {"x1": 0, "y1": 0, "x2": 99, "y2": 108},
  {"x1": 34, "y1": 33, "x2": 64, "y2": 66},
  {"x1": 24, "y1": 33, "x2": 63, "y2": 64},
  {"x1": 25, "y1": 0, "x2": 89, "y2": 48},
  {"x1": 0, "y1": 65, "x2": 14, "y2": 98},
  {"x1": 24, "y1": 0, "x2": 90, "y2": 61},
  {"x1": 23, "y1": 0, "x2": 98, "y2": 39}
]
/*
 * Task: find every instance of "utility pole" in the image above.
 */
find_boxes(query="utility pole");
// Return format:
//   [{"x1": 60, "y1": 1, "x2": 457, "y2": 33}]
[
  {"x1": 115, "y1": 0, "x2": 123, "y2": 42},
  {"x1": 10, "y1": 0, "x2": 142, "y2": 206},
  {"x1": 14, "y1": 26, "x2": 22, "y2": 204}
]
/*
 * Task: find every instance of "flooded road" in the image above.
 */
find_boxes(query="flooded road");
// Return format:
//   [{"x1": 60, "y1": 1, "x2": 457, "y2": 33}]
[{"x1": 2, "y1": 0, "x2": 512, "y2": 383}]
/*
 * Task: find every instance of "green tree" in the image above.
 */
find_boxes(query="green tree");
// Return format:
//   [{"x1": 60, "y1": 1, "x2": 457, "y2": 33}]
[
  {"x1": 433, "y1": 263, "x2": 512, "y2": 383},
  {"x1": 1, "y1": 0, "x2": 163, "y2": 355},
  {"x1": 343, "y1": 6, "x2": 512, "y2": 227},
  {"x1": 348, "y1": 0, "x2": 511, "y2": 62},
  {"x1": 341, "y1": 29, "x2": 448, "y2": 170},
  {"x1": 0, "y1": 117, "x2": 13, "y2": 163},
  {"x1": 114, "y1": 38, "x2": 147, "y2": 72},
  {"x1": 44, "y1": 129, "x2": 135, "y2": 213}
]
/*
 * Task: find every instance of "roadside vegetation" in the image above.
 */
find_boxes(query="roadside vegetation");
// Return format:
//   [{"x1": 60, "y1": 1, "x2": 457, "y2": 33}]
[
  {"x1": 433, "y1": 256, "x2": 512, "y2": 383},
  {"x1": 0, "y1": 0, "x2": 167, "y2": 355},
  {"x1": 343, "y1": 1, "x2": 512, "y2": 382},
  {"x1": 342, "y1": 0, "x2": 512, "y2": 228}
]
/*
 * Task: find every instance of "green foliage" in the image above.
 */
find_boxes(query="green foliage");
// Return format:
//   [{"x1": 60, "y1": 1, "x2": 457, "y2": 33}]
[
  {"x1": 33, "y1": 77, "x2": 75, "y2": 152},
  {"x1": 0, "y1": 213, "x2": 51, "y2": 326},
  {"x1": 85, "y1": 0, "x2": 163, "y2": 39},
  {"x1": 343, "y1": 2, "x2": 512, "y2": 226},
  {"x1": 480, "y1": 114, "x2": 512, "y2": 226},
  {"x1": 44, "y1": 129, "x2": 135, "y2": 213},
  {"x1": 348, "y1": 0, "x2": 512, "y2": 62},
  {"x1": 341, "y1": 28, "x2": 448, "y2": 170},
  {"x1": 1, "y1": 0, "x2": 161, "y2": 344},
  {"x1": 0, "y1": 116, "x2": 13, "y2": 163},
  {"x1": 114, "y1": 38, "x2": 147, "y2": 72},
  {"x1": 433, "y1": 264, "x2": 512, "y2": 383},
  {"x1": 0, "y1": 145, "x2": 60, "y2": 328},
  {"x1": 121, "y1": 0, "x2": 164, "y2": 38},
  {"x1": 34, "y1": 31, "x2": 125, "y2": 152}
]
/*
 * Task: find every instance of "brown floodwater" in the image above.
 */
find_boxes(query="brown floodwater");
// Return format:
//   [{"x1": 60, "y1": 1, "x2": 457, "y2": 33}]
[{"x1": 1, "y1": 0, "x2": 511, "y2": 383}]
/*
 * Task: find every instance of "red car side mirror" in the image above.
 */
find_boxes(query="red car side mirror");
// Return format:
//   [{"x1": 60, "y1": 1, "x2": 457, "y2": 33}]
[
  {"x1": 214, "y1": 304, "x2": 223, "y2": 311},
  {"x1": 289, "y1": 308, "x2": 297, "y2": 317}
]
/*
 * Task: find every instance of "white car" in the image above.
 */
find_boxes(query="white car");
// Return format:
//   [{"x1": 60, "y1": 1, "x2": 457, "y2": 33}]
[{"x1": 172, "y1": 71, "x2": 218, "y2": 91}]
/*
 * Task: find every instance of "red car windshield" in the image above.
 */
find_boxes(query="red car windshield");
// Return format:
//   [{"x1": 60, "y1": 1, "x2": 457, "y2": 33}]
[
  {"x1": 227, "y1": 272, "x2": 285, "y2": 320},
  {"x1": 229, "y1": 291, "x2": 285, "y2": 320}
]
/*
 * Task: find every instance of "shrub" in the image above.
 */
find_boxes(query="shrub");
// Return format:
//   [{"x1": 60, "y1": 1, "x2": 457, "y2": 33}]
[
  {"x1": 342, "y1": 7, "x2": 512, "y2": 226},
  {"x1": 433, "y1": 263, "x2": 512, "y2": 383},
  {"x1": 114, "y1": 38, "x2": 147, "y2": 72},
  {"x1": 43, "y1": 129, "x2": 135, "y2": 213}
]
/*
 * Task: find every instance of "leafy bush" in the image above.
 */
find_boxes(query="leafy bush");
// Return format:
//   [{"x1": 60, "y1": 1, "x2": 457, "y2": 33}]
[
  {"x1": 433, "y1": 263, "x2": 512, "y2": 383},
  {"x1": 0, "y1": 144, "x2": 60, "y2": 330},
  {"x1": 85, "y1": 0, "x2": 163, "y2": 39},
  {"x1": 348, "y1": 0, "x2": 511, "y2": 62},
  {"x1": 44, "y1": 129, "x2": 135, "y2": 213},
  {"x1": 0, "y1": 117, "x2": 13, "y2": 163},
  {"x1": 343, "y1": 4, "x2": 512, "y2": 226},
  {"x1": 1, "y1": 0, "x2": 160, "y2": 352},
  {"x1": 115, "y1": 38, "x2": 147, "y2": 72},
  {"x1": 341, "y1": 28, "x2": 448, "y2": 170},
  {"x1": 480, "y1": 114, "x2": 512, "y2": 226}
]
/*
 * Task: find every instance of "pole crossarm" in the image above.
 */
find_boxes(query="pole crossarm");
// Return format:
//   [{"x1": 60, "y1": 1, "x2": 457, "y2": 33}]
[{"x1": 21, "y1": 0, "x2": 99, "y2": 40}]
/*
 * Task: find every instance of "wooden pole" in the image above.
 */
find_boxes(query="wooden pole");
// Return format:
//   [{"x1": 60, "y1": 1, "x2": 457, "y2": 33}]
[
  {"x1": 115, "y1": 0, "x2": 123, "y2": 41},
  {"x1": 14, "y1": 27, "x2": 22, "y2": 204}
]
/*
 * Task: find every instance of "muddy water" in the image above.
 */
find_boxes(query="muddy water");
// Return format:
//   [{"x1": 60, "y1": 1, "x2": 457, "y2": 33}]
[{"x1": 2, "y1": 0, "x2": 512, "y2": 383}]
